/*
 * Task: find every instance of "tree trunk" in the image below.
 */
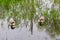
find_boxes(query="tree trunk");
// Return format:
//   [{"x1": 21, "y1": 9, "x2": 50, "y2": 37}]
[{"x1": 30, "y1": 19, "x2": 33, "y2": 35}]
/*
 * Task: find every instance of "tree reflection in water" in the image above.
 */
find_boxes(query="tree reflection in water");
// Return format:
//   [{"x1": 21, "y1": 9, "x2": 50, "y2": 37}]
[{"x1": 0, "y1": 0, "x2": 60, "y2": 40}]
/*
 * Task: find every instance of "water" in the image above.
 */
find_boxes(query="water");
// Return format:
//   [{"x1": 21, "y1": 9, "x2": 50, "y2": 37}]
[
  {"x1": 0, "y1": 0, "x2": 60, "y2": 40},
  {"x1": 0, "y1": 18, "x2": 59, "y2": 40}
]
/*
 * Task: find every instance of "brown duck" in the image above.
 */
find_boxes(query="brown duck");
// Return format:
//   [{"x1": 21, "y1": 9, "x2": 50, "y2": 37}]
[{"x1": 38, "y1": 16, "x2": 45, "y2": 26}]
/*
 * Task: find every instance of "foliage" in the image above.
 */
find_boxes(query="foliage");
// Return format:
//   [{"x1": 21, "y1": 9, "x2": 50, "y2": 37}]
[{"x1": 0, "y1": 0, "x2": 60, "y2": 37}]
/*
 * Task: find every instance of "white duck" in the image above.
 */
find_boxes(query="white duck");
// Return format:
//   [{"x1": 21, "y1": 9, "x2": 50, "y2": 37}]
[{"x1": 8, "y1": 18, "x2": 16, "y2": 29}]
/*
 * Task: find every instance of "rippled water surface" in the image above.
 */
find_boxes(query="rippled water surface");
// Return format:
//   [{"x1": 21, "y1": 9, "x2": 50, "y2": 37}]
[
  {"x1": 0, "y1": 0, "x2": 60, "y2": 40},
  {"x1": 0, "y1": 18, "x2": 60, "y2": 40}
]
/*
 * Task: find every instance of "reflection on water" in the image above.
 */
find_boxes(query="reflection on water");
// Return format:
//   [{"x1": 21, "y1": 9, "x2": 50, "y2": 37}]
[
  {"x1": 0, "y1": 0, "x2": 60, "y2": 40},
  {"x1": 0, "y1": 18, "x2": 59, "y2": 40}
]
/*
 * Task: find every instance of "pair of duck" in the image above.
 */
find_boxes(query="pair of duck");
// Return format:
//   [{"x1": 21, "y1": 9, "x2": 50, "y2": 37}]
[{"x1": 8, "y1": 16, "x2": 45, "y2": 29}]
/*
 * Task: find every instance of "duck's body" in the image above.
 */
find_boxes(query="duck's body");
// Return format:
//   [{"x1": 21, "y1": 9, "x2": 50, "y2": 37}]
[{"x1": 8, "y1": 18, "x2": 16, "y2": 29}]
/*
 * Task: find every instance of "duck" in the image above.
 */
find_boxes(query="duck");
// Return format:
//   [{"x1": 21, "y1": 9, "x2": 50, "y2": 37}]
[
  {"x1": 8, "y1": 18, "x2": 16, "y2": 29},
  {"x1": 38, "y1": 16, "x2": 45, "y2": 26}
]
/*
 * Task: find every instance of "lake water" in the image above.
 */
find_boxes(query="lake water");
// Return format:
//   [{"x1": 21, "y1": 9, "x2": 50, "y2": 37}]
[
  {"x1": 0, "y1": 0, "x2": 60, "y2": 40},
  {"x1": 0, "y1": 18, "x2": 60, "y2": 40}
]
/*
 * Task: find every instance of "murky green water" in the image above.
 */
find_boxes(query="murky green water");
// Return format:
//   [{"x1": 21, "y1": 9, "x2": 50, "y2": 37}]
[{"x1": 0, "y1": 0, "x2": 60, "y2": 40}]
